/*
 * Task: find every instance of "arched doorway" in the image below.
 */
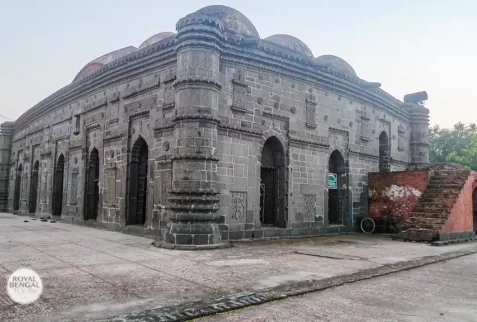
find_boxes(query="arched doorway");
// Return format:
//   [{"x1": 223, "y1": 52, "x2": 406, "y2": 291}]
[
  {"x1": 52, "y1": 154, "x2": 65, "y2": 217},
  {"x1": 328, "y1": 150, "x2": 346, "y2": 225},
  {"x1": 127, "y1": 137, "x2": 148, "y2": 225},
  {"x1": 379, "y1": 131, "x2": 390, "y2": 172},
  {"x1": 13, "y1": 164, "x2": 22, "y2": 211},
  {"x1": 84, "y1": 148, "x2": 100, "y2": 220},
  {"x1": 28, "y1": 161, "x2": 39, "y2": 214},
  {"x1": 473, "y1": 188, "x2": 477, "y2": 232},
  {"x1": 260, "y1": 136, "x2": 286, "y2": 228}
]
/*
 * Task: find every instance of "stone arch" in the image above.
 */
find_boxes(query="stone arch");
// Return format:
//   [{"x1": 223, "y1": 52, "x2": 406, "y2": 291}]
[
  {"x1": 127, "y1": 137, "x2": 149, "y2": 225},
  {"x1": 84, "y1": 147, "x2": 100, "y2": 220},
  {"x1": 28, "y1": 161, "x2": 39, "y2": 214},
  {"x1": 13, "y1": 163, "x2": 23, "y2": 211},
  {"x1": 379, "y1": 131, "x2": 390, "y2": 172},
  {"x1": 52, "y1": 154, "x2": 65, "y2": 217},
  {"x1": 328, "y1": 150, "x2": 347, "y2": 225},
  {"x1": 259, "y1": 136, "x2": 286, "y2": 228},
  {"x1": 473, "y1": 188, "x2": 477, "y2": 232}
]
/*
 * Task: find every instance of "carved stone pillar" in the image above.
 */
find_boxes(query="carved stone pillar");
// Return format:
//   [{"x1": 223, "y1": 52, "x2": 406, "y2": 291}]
[
  {"x1": 0, "y1": 122, "x2": 13, "y2": 211},
  {"x1": 159, "y1": 13, "x2": 227, "y2": 249},
  {"x1": 406, "y1": 103, "x2": 430, "y2": 166}
]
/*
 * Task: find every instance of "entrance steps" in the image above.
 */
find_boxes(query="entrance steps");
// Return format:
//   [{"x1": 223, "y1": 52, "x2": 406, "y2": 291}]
[{"x1": 399, "y1": 169, "x2": 473, "y2": 242}]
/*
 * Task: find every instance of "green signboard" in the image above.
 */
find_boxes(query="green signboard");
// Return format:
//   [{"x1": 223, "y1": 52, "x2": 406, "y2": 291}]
[{"x1": 328, "y1": 173, "x2": 337, "y2": 190}]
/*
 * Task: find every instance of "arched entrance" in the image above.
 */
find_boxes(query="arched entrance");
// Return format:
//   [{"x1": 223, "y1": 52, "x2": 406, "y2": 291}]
[
  {"x1": 260, "y1": 136, "x2": 286, "y2": 228},
  {"x1": 52, "y1": 154, "x2": 65, "y2": 217},
  {"x1": 13, "y1": 164, "x2": 22, "y2": 211},
  {"x1": 28, "y1": 161, "x2": 39, "y2": 214},
  {"x1": 328, "y1": 150, "x2": 346, "y2": 225},
  {"x1": 379, "y1": 131, "x2": 390, "y2": 172},
  {"x1": 473, "y1": 188, "x2": 477, "y2": 232},
  {"x1": 84, "y1": 148, "x2": 100, "y2": 220},
  {"x1": 127, "y1": 137, "x2": 148, "y2": 225}
]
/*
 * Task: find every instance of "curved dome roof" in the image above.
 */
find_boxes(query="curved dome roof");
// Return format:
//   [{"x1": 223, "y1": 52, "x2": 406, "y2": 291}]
[
  {"x1": 315, "y1": 55, "x2": 357, "y2": 76},
  {"x1": 74, "y1": 46, "x2": 137, "y2": 82},
  {"x1": 138, "y1": 32, "x2": 175, "y2": 49},
  {"x1": 264, "y1": 34, "x2": 314, "y2": 57},
  {"x1": 195, "y1": 5, "x2": 259, "y2": 38}
]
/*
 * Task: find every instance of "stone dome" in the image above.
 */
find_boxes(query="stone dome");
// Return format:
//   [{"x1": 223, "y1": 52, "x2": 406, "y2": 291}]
[
  {"x1": 138, "y1": 32, "x2": 175, "y2": 49},
  {"x1": 315, "y1": 55, "x2": 357, "y2": 76},
  {"x1": 195, "y1": 5, "x2": 259, "y2": 38},
  {"x1": 74, "y1": 46, "x2": 137, "y2": 82},
  {"x1": 264, "y1": 34, "x2": 314, "y2": 58}
]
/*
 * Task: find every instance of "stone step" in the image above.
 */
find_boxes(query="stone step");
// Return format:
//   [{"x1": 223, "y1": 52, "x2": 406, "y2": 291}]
[
  {"x1": 407, "y1": 217, "x2": 446, "y2": 226},
  {"x1": 415, "y1": 201, "x2": 453, "y2": 209},
  {"x1": 413, "y1": 206, "x2": 451, "y2": 213},
  {"x1": 428, "y1": 178, "x2": 467, "y2": 187},
  {"x1": 426, "y1": 183, "x2": 465, "y2": 188},
  {"x1": 399, "y1": 228, "x2": 440, "y2": 241},
  {"x1": 421, "y1": 192, "x2": 460, "y2": 200},
  {"x1": 424, "y1": 188, "x2": 462, "y2": 195},
  {"x1": 410, "y1": 212, "x2": 449, "y2": 219},
  {"x1": 433, "y1": 170, "x2": 470, "y2": 176}
]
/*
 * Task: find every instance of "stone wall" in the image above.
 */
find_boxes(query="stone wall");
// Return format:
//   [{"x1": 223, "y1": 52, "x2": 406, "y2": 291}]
[{"x1": 3, "y1": 5, "x2": 431, "y2": 247}]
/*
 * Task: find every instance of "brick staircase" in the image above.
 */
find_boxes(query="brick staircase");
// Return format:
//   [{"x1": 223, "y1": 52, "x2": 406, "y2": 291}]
[{"x1": 399, "y1": 169, "x2": 471, "y2": 241}]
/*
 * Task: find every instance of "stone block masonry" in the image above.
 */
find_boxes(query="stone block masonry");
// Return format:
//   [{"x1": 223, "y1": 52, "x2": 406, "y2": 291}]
[{"x1": 1, "y1": 5, "x2": 430, "y2": 248}]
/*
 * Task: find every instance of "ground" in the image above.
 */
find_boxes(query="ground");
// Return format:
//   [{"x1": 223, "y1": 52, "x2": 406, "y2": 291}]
[
  {"x1": 201, "y1": 255, "x2": 477, "y2": 322},
  {"x1": 0, "y1": 212, "x2": 476, "y2": 322}
]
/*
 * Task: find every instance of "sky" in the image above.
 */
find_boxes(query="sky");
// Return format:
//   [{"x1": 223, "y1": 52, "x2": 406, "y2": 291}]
[{"x1": 0, "y1": 0, "x2": 475, "y2": 127}]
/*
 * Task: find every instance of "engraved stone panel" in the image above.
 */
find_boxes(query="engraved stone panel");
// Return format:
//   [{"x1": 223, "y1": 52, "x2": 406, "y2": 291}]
[
  {"x1": 305, "y1": 94, "x2": 317, "y2": 128},
  {"x1": 304, "y1": 194, "x2": 316, "y2": 220},
  {"x1": 70, "y1": 172, "x2": 78, "y2": 205},
  {"x1": 231, "y1": 191, "x2": 246, "y2": 221}
]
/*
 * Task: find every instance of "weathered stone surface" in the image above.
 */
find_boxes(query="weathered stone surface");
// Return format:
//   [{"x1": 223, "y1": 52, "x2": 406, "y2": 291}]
[{"x1": 1, "y1": 5, "x2": 430, "y2": 246}]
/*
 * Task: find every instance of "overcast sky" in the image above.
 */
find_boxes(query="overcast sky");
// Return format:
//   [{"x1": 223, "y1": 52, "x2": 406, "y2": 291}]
[{"x1": 0, "y1": 0, "x2": 475, "y2": 127}]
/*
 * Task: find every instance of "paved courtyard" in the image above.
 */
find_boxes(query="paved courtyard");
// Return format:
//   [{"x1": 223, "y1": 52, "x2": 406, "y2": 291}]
[
  {"x1": 0, "y1": 212, "x2": 476, "y2": 321},
  {"x1": 201, "y1": 254, "x2": 477, "y2": 322}
]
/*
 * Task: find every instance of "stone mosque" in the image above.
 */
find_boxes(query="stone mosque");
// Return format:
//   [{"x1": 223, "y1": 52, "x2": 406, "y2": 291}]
[{"x1": 0, "y1": 5, "x2": 430, "y2": 249}]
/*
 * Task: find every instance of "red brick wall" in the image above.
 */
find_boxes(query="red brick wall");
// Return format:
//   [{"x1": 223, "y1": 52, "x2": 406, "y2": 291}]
[
  {"x1": 368, "y1": 171, "x2": 429, "y2": 221},
  {"x1": 442, "y1": 172, "x2": 477, "y2": 234}
]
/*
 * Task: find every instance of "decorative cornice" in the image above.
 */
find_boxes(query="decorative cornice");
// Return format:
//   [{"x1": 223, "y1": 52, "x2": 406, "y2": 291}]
[
  {"x1": 230, "y1": 105, "x2": 252, "y2": 114},
  {"x1": 391, "y1": 157, "x2": 409, "y2": 165},
  {"x1": 218, "y1": 124, "x2": 262, "y2": 138},
  {"x1": 329, "y1": 127, "x2": 349, "y2": 136},
  {"x1": 262, "y1": 111, "x2": 289, "y2": 121},
  {"x1": 103, "y1": 134, "x2": 123, "y2": 142},
  {"x1": 129, "y1": 109, "x2": 150, "y2": 120},
  {"x1": 85, "y1": 123, "x2": 101, "y2": 131},
  {"x1": 170, "y1": 154, "x2": 219, "y2": 162},
  {"x1": 289, "y1": 135, "x2": 329, "y2": 148},
  {"x1": 173, "y1": 114, "x2": 220, "y2": 123}
]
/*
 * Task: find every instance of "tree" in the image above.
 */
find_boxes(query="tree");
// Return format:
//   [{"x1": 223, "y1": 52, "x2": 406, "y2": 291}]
[{"x1": 429, "y1": 122, "x2": 477, "y2": 170}]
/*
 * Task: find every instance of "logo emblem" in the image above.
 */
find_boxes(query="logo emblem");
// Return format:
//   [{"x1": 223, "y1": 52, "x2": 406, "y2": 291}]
[{"x1": 6, "y1": 268, "x2": 43, "y2": 305}]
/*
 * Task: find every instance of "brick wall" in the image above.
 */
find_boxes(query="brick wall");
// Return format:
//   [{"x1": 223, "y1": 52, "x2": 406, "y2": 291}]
[
  {"x1": 368, "y1": 171, "x2": 429, "y2": 221},
  {"x1": 442, "y1": 172, "x2": 477, "y2": 234}
]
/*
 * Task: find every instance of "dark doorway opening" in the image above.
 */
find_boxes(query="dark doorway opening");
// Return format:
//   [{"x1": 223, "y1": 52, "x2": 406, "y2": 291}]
[
  {"x1": 260, "y1": 136, "x2": 286, "y2": 228},
  {"x1": 127, "y1": 137, "x2": 148, "y2": 225},
  {"x1": 52, "y1": 154, "x2": 65, "y2": 217},
  {"x1": 328, "y1": 150, "x2": 346, "y2": 225},
  {"x1": 84, "y1": 148, "x2": 100, "y2": 220},
  {"x1": 13, "y1": 164, "x2": 22, "y2": 211},
  {"x1": 29, "y1": 161, "x2": 39, "y2": 214},
  {"x1": 473, "y1": 188, "x2": 477, "y2": 232},
  {"x1": 379, "y1": 131, "x2": 390, "y2": 172}
]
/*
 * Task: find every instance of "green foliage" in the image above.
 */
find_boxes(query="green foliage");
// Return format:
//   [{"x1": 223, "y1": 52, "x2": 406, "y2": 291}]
[{"x1": 429, "y1": 123, "x2": 477, "y2": 170}]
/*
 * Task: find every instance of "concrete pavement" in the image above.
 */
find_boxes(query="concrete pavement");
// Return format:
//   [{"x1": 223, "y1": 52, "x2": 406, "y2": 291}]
[
  {"x1": 200, "y1": 254, "x2": 477, "y2": 322},
  {"x1": 0, "y1": 212, "x2": 476, "y2": 321}
]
